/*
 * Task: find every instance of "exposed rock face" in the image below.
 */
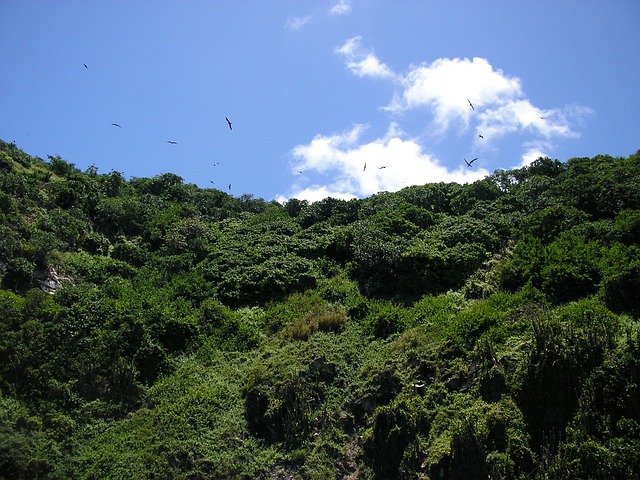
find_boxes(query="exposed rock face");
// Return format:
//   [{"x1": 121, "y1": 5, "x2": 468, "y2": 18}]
[{"x1": 33, "y1": 266, "x2": 67, "y2": 294}]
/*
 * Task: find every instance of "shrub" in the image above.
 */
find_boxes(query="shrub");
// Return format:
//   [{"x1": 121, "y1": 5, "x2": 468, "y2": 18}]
[
  {"x1": 281, "y1": 303, "x2": 347, "y2": 341},
  {"x1": 601, "y1": 244, "x2": 640, "y2": 315},
  {"x1": 199, "y1": 299, "x2": 263, "y2": 352},
  {"x1": 364, "y1": 300, "x2": 409, "y2": 339},
  {"x1": 61, "y1": 251, "x2": 137, "y2": 283},
  {"x1": 1, "y1": 257, "x2": 35, "y2": 291}
]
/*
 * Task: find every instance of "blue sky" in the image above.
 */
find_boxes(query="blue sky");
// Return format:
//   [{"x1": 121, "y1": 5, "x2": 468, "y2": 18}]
[{"x1": 1, "y1": 1, "x2": 639, "y2": 202}]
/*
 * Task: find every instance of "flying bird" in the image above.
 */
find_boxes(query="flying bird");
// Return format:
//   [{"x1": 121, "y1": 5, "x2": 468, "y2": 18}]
[
  {"x1": 228, "y1": 183, "x2": 232, "y2": 190},
  {"x1": 83, "y1": 64, "x2": 88, "y2": 69},
  {"x1": 111, "y1": 123, "x2": 121, "y2": 128},
  {"x1": 225, "y1": 117, "x2": 232, "y2": 130},
  {"x1": 363, "y1": 163, "x2": 367, "y2": 171},
  {"x1": 378, "y1": 166, "x2": 388, "y2": 169},
  {"x1": 467, "y1": 99, "x2": 475, "y2": 110},
  {"x1": 464, "y1": 157, "x2": 478, "y2": 167},
  {"x1": 166, "y1": 141, "x2": 177, "y2": 144},
  {"x1": 478, "y1": 134, "x2": 484, "y2": 139}
]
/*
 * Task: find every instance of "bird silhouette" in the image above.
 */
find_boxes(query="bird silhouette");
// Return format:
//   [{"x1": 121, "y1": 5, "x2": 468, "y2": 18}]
[
  {"x1": 83, "y1": 64, "x2": 88, "y2": 69},
  {"x1": 166, "y1": 141, "x2": 177, "y2": 144},
  {"x1": 378, "y1": 166, "x2": 388, "y2": 169},
  {"x1": 464, "y1": 157, "x2": 478, "y2": 167},
  {"x1": 363, "y1": 163, "x2": 367, "y2": 171},
  {"x1": 467, "y1": 99, "x2": 475, "y2": 110},
  {"x1": 478, "y1": 134, "x2": 484, "y2": 139},
  {"x1": 225, "y1": 117, "x2": 232, "y2": 130},
  {"x1": 111, "y1": 123, "x2": 121, "y2": 128},
  {"x1": 228, "y1": 183, "x2": 232, "y2": 190}
]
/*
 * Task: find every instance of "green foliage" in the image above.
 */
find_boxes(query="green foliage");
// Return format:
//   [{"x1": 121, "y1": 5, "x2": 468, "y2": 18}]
[
  {"x1": 613, "y1": 209, "x2": 640, "y2": 244},
  {"x1": 216, "y1": 253, "x2": 317, "y2": 307},
  {"x1": 363, "y1": 299, "x2": 410, "y2": 338},
  {"x1": 540, "y1": 234, "x2": 601, "y2": 304},
  {"x1": 516, "y1": 298, "x2": 621, "y2": 451},
  {"x1": 425, "y1": 396, "x2": 534, "y2": 480},
  {"x1": 520, "y1": 205, "x2": 589, "y2": 243},
  {"x1": 74, "y1": 355, "x2": 280, "y2": 479},
  {"x1": 1, "y1": 257, "x2": 35, "y2": 291},
  {"x1": 0, "y1": 394, "x2": 43, "y2": 480},
  {"x1": 397, "y1": 181, "x2": 461, "y2": 213},
  {"x1": 61, "y1": 251, "x2": 137, "y2": 283},
  {"x1": 540, "y1": 323, "x2": 640, "y2": 479},
  {"x1": 561, "y1": 154, "x2": 640, "y2": 219},
  {"x1": 600, "y1": 243, "x2": 640, "y2": 315},
  {"x1": 109, "y1": 236, "x2": 149, "y2": 266},
  {"x1": 198, "y1": 299, "x2": 264, "y2": 352},
  {"x1": 1, "y1": 141, "x2": 639, "y2": 478},
  {"x1": 298, "y1": 196, "x2": 358, "y2": 228},
  {"x1": 281, "y1": 302, "x2": 347, "y2": 341},
  {"x1": 499, "y1": 232, "x2": 604, "y2": 305},
  {"x1": 47, "y1": 155, "x2": 79, "y2": 178},
  {"x1": 264, "y1": 290, "x2": 344, "y2": 337}
]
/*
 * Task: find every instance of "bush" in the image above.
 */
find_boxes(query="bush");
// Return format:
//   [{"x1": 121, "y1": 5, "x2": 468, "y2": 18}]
[
  {"x1": 1, "y1": 257, "x2": 35, "y2": 291},
  {"x1": 540, "y1": 235, "x2": 601, "y2": 304},
  {"x1": 61, "y1": 251, "x2": 137, "y2": 283},
  {"x1": 216, "y1": 254, "x2": 317, "y2": 307},
  {"x1": 0, "y1": 395, "x2": 43, "y2": 480},
  {"x1": 199, "y1": 299, "x2": 263, "y2": 351},
  {"x1": 517, "y1": 298, "x2": 620, "y2": 451},
  {"x1": 281, "y1": 303, "x2": 347, "y2": 341},
  {"x1": 601, "y1": 244, "x2": 640, "y2": 315},
  {"x1": 109, "y1": 237, "x2": 149, "y2": 266},
  {"x1": 364, "y1": 300, "x2": 409, "y2": 339},
  {"x1": 613, "y1": 209, "x2": 640, "y2": 245}
]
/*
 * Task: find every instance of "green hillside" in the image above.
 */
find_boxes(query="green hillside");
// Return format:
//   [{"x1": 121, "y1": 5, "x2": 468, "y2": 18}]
[{"x1": 1, "y1": 139, "x2": 639, "y2": 479}]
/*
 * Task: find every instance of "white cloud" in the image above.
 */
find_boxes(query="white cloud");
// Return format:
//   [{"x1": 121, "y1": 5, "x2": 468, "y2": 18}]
[
  {"x1": 329, "y1": 0, "x2": 351, "y2": 15},
  {"x1": 519, "y1": 141, "x2": 552, "y2": 167},
  {"x1": 392, "y1": 57, "x2": 593, "y2": 146},
  {"x1": 477, "y1": 101, "x2": 578, "y2": 140},
  {"x1": 335, "y1": 36, "x2": 396, "y2": 79},
  {"x1": 277, "y1": 186, "x2": 356, "y2": 204},
  {"x1": 285, "y1": 15, "x2": 312, "y2": 31},
  {"x1": 281, "y1": 38, "x2": 592, "y2": 202},
  {"x1": 282, "y1": 124, "x2": 488, "y2": 202},
  {"x1": 397, "y1": 57, "x2": 523, "y2": 131},
  {"x1": 334, "y1": 40, "x2": 590, "y2": 143}
]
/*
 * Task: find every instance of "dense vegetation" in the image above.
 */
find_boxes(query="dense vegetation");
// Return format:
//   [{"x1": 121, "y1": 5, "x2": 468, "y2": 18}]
[{"x1": 1, "y1": 138, "x2": 639, "y2": 479}]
